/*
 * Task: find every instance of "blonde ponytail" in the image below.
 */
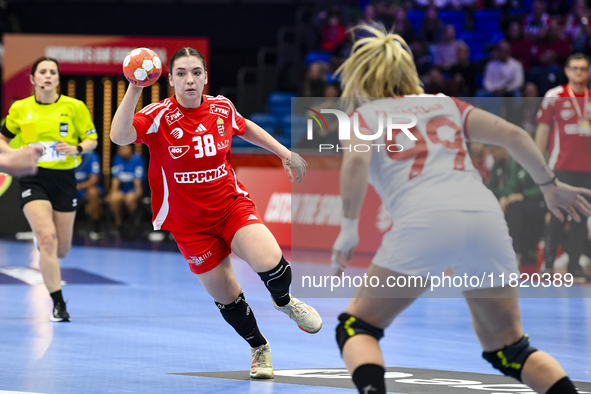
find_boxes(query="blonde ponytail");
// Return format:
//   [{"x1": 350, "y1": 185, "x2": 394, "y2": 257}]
[{"x1": 336, "y1": 24, "x2": 423, "y2": 106}]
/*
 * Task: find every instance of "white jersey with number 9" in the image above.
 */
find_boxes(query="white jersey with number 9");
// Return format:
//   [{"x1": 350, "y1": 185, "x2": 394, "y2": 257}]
[{"x1": 355, "y1": 94, "x2": 500, "y2": 222}]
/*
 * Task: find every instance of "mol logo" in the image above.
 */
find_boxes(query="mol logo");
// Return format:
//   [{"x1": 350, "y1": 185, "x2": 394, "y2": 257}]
[
  {"x1": 304, "y1": 108, "x2": 417, "y2": 153},
  {"x1": 168, "y1": 145, "x2": 190, "y2": 159}
]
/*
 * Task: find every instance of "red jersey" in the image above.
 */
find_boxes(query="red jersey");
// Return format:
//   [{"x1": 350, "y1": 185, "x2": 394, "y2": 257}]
[
  {"x1": 133, "y1": 95, "x2": 249, "y2": 234},
  {"x1": 536, "y1": 84, "x2": 591, "y2": 173}
]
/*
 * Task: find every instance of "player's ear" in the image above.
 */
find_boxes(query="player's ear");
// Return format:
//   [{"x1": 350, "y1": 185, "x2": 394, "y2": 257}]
[
  {"x1": 168, "y1": 73, "x2": 173, "y2": 87},
  {"x1": 29, "y1": 74, "x2": 35, "y2": 86},
  {"x1": 204, "y1": 71, "x2": 208, "y2": 85}
]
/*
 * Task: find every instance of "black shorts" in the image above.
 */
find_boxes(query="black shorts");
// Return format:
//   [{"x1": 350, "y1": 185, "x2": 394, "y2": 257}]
[{"x1": 19, "y1": 168, "x2": 78, "y2": 212}]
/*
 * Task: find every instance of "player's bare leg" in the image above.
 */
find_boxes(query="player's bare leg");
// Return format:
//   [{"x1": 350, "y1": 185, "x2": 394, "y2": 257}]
[
  {"x1": 464, "y1": 286, "x2": 577, "y2": 394},
  {"x1": 196, "y1": 255, "x2": 272, "y2": 378},
  {"x1": 339, "y1": 265, "x2": 427, "y2": 394},
  {"x1": 23, "y1": 200, "x2": 70, "y2": 321},
  {"x1": 53, "y1": 210, "x2": 76, "y2": 259},
  {"x1": 232, "y1": 223, "x2": 322, "y2": 333}
]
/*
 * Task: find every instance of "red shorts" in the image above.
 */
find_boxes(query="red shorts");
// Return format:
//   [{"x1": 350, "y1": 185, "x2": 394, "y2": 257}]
[{"x1": 172, "y1": 197, "x2": 264, "y2": 274}]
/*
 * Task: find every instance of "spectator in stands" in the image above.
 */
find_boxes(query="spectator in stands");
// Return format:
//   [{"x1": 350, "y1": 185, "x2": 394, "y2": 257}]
[
  {"x1": 535, "y1": 53, "x2": 591, "y2": 280},
  {"x1": 506, "y1": 21, "x2": 533, "y2": 71},
  {"x1": 393, "y1": 8, "x2": 415, "y2": 44},
  {"x1": 423, "y1": 67, "x2": 460, "y2": 96},
  {"x1": 107, "y1": 144, "x2": 144, "y2": 238},
  {"x1": 481, "y1": 40, "x2": 524, "y2": 97},
  {"x1": 534, "y1": 18, "x2": 572, "y2": 67},
  {"x1": 320, "y1": 11, "x2": 347, "y2": 52},
  {"x1": 487, "y1": 147, "x2": 546, "y2": 266},
  {"x1": 469, "y1": 142, "x2": 493, "y2": 184},
  {"x1": 420, "y1": 5, "x2": 444, "y2": 43},
  {"x1": 301, "y1": 62, "x2": 328, "y2": 97},
  {"x1": 410, "y1": 39, "x2": 433, "y2": 76},
  {"x1": 450, "y1": 42, "x2": 479, "y2": 97},
  {"x1": 547, "y1": 0, "x2": 571, "y2": 16},
  {"x1": 75, "y1": 151, "x2": 103, "y2": 240},
  {"x1": 562, "y1": 0, "x2": 591, "y2": 53},
  {"x1": 508, "y1": 81, "x2": 541, "y2": 136},
  {"x1": 373, "y1": 0, "x2": 397, "y2": 28},
  {"x1": 433, "y1": 25, "x2": 465, "y2": 70},
  {"x1": 358, "y1": 4, "x2": 377, "y2": 25},
  {"x1": 324, "y1": 83, "x2": 340, "y2": 98},
  {"x1": 523, "y1": 0, "x2": 550, "y2": 42}
]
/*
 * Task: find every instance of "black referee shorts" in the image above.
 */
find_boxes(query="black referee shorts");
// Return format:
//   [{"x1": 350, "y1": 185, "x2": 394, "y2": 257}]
[{"x1": 19, "y1": 168, "x2": 78, "y2": 212}]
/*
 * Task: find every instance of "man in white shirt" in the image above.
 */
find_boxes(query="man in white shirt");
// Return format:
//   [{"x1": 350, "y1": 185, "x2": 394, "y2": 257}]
[{"x1": 482, "y1": 40, "x2": 525, "y2": 97}]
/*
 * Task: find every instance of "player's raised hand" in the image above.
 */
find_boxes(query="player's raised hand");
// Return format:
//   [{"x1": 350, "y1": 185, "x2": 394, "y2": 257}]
[
  {"x1": 283, "y1": 151, "x2": 307, "y2": 184},
  {"x1": 541, "y1": 179, "x2": 591, "y2": 222}
]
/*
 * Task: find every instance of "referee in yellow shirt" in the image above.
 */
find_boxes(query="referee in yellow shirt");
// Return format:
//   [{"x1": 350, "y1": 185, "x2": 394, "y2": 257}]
[{"x1": 0, "y1": 56, "x2": 98, "y2": 322}]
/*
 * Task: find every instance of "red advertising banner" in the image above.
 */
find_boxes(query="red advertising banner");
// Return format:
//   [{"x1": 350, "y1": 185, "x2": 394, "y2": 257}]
[
  {"x1": 236, "y1": 167, "x2": 390, "y2": 253},
  {"x1": 2, "y1": 34, "x2": 209, "y2": 116}
]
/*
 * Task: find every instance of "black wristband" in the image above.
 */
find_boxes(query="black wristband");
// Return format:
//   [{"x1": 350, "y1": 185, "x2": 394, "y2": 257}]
[
  {"x1": 76, "y1": 145, "x2": 83, "y2": 154},
  {"x1": 536, "y1": 174, "x2": 557, "y2": 187}
]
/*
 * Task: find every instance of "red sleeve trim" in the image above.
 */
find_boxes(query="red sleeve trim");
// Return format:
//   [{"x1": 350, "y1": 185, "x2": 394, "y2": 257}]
[{"x1": 451, "y1": 97, "x2": 475, "y2": 141}]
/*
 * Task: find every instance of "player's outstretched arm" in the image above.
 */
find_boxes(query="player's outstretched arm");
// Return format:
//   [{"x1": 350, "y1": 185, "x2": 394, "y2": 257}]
[
  {"x1": 243, "y1": 119, "x2": 307, "y2": 183},
  {"x1": 111, "y1": 85, "x2": 142, "y2": 145},
  {"x1": 0, "y1": 145, "x2": 42, "y2": 176},
  {"x1": 331, "y1": 134, "x2": 373, "y2": 275},
  {"x1": 467, "y1": 108, "x2": 591, "y2": 222}
]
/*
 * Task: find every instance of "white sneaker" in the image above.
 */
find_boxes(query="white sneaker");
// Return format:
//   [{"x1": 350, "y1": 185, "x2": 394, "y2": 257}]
[
  {"x1": 250, "y1": 342, "x2": 274, "y2": 379},
  {"x1": 271, "y1": 295, "x2": 322, "y2": 333}
]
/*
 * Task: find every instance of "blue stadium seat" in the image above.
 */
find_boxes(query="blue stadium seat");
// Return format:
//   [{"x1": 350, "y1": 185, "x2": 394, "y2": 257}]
[
  {"x1": 280, "y1": 114, "x2": 308, "y2": 147},
  {"x1": 231, "y1": 135, "x2": 257, "y2": 148},
  {"x1": 439, "y1": 10, "x2": 466, "y2": 33},
  {"x1": 487, "y1": 31, "x2": 505, "y2": 45},
  {"x1": 469, "y1": 44, "x2": 488, "y2": 62},
  {"x1": 249, "y1": 113, "x2": 279, "y2": 134},
  {"x1": 458, "y1": 31, "x2": 487, "y2": 46},
  {"x1": 474, "y1": 9, "x2": 502, "y2": 25},
  {"x1": 268, "y1": 92, "x2": 297, "y2": 116},
  {"x1": 407, "y1": 9, "x2": 425, "y2": 33},
  {"x1": 305, "y1": 51, "x2": 332, "y2": 66}
]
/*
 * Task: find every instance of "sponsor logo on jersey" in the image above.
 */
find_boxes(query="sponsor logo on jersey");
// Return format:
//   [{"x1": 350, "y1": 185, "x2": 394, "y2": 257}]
[
  {"x1": 560, "y1": 109, "x2": 575, "y2": 120},
  {"x1": 22, "y1": 189, "x2": 32, "y2": 198},
  {"x1": 59, "y1": 123, "x2": 69, "y2": 138},
  {"x1": 217, "y1": 139, "x2": 230, "y2": 150},
  {"x1": 168, "y1": 145, "x2": 190, "y2": 159},
  {"x1": 217, "y1": 117, "x2": 225, "y2": 136},
  {"x1": 187, "y1": 250, "x2": 212, "y2": 266},
  {"x1": 166, "y1": 108, "x2": 184, "y2": 125},
  {"x1": 170, "y1": 127, "x2": 184, "y2": 139},
  {"x1": 247, "y1": 214, "x2": 258, "y2": 221},
  {"x1": 210, "y1": 104, "x2": 230, "y2": 119},
  {"x1": 174, "y1": 164, "x2": 227, "y2": 184},
  {"x1": 563, "y1": 100, "x2": 572, "y2": 108},
  {"x1": 86, "y1": 128, "x2": 97, "y2": 136},
  {"x1": 196, "y1": 123, "x2": 207, "y2": 132}
]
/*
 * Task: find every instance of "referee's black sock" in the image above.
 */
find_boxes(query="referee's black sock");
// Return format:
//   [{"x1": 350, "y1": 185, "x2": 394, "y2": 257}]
[
  {"x1": 546, "y1": 376, "x2": 578, "y2": 394},
  {"x1": 352, "y1": 364, "x2": 386, "y2": 394},
  {"x1": 257, "y1": 256, "x2": 292, "y2": 307},
  {"x1": 50, "y1": 289, "x2": 65, "y2": 306}
]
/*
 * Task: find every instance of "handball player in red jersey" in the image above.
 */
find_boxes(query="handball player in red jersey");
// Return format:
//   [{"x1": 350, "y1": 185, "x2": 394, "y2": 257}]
[{"x1": 111, "y1": 47, "x2": 322, "y2": 379}]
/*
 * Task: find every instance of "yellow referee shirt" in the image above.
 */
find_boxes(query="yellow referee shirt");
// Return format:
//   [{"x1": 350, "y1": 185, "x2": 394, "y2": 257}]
[{"x1": 2, "y1": 95, "x2": 97, "y2": 170}]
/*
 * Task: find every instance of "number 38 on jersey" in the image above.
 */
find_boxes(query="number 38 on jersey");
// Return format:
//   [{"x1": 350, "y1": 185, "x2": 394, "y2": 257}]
[{"x1": 193, "y1": 135, "x2": 217, "y2": 158}]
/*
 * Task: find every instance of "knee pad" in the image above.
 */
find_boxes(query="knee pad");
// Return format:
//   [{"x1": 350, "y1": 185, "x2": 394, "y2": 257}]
[
  {"x1": 258, "y1": 256, "x2": 292, "y2": 302},
  {"x1": 215, "y1": 291, "x2": 257, "y2": 339},
  {"x1": 482, "y1": 334, "x2": 538, "y2": 381},
  {"x1": 336, "y1": 313, "x2": 384, "y2": 354}
]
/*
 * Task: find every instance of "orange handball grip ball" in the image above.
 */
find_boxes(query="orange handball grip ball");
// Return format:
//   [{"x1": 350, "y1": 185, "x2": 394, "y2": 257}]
[{"x1": 123, "y1": 48, "x2": 162, "y2": 87}]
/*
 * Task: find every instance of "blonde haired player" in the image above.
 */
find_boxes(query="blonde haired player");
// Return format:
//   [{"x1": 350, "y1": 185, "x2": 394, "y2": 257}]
[{"x1": 331, "y1": 25, "x2": 591, "y2": 394}]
